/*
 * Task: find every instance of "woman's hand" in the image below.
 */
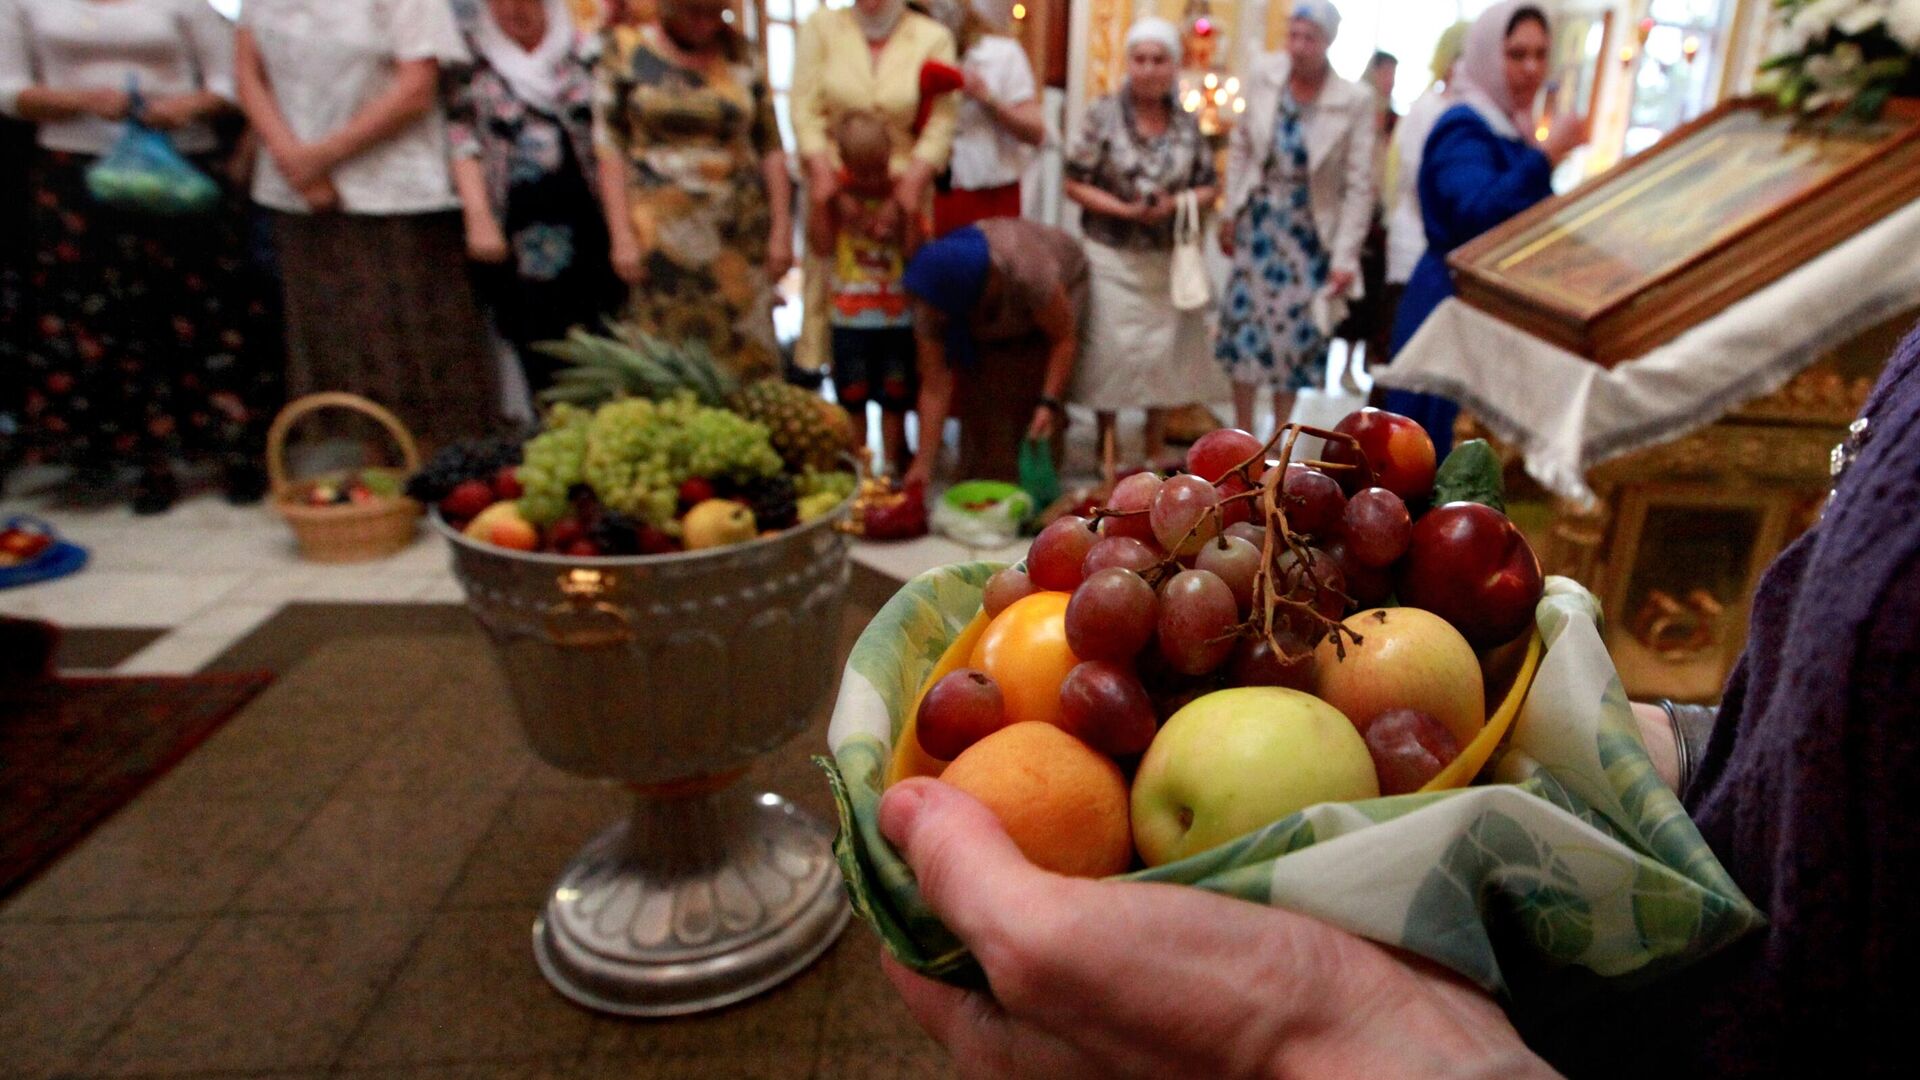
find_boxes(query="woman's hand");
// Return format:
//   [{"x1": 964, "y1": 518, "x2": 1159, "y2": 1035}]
[
  {"x1": 766, "y1": 229, "x2": 795, "y2": 289},
  {"x1": 806, "y1": 153, "x2": 841, "y2": 208},
  {"x1": 81, "y1": 87, "x2": 132, "y2": 121},
  {"x1": 879, "y1": 778, "x2": 1558, "y2": 1080},
  {"x1": 961, "y1": 69, "x2": 993, "y2": 104},
  {"x1": 1136, "y1": 192, "x2": 1177, "y2": 225},
  {"x1": 893, "y1": 159, "x2": 936, "y2": 220},
  {"x1": 1026, "y1": 405, "x2": 1058, "y2": 441},
  {"x1": 141, "y1": 95, "x2": 202, "y2": 131},
  {"x1": 466, "y1": 214, "x2": 510, "y2": 264},
  {"x1": 298, "y1": 177, "x2": 340, "y2": 213},
  {"x1": 1327, "y1": 269, "x2": 1358, "y2": 297},
  {"x1": 610, "y1": 232, "x2": 646, "y2": 285},
  {"x1": 1217, "y1": 217, "x2": 1236, "y2": 257},
  {"x1": 1541, "y1": 113, "x2": 1590, "y2": 166},
  {"x1": 274, "y1": 141, "x2": 336, "y2": 192}
]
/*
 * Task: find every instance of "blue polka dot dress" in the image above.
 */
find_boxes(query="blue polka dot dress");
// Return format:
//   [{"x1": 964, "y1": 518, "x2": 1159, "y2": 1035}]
[{"x1": 1214, "y1": 90, "x2": 1332, "y2": 390}]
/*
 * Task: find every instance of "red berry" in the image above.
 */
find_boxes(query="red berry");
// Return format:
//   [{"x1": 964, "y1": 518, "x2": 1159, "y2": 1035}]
[
  {"x1": 637, "y1": 526, "x2": 681, "y2": 555},
  {"x1": 492, "y1": 466, "x2": 524, "y2": 501},
  {"x1": 563, "y1": 538, "x2": 602, "y2": 557},
  {"x1": 678, "y1": 477, "x2": 717, "y2": 508},
  {"x1": 440, "y1": 479, "x2": 496, "y2": 520},
  {"x1": 546, "y1": 518, "x2": 586, "y2": 550}
]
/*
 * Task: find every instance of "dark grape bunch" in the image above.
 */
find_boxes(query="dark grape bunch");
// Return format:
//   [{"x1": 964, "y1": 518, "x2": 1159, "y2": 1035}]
[
  {"x1": 406, "y1": 432, "x2": 529, "y2": 503},
  {"x1": 719, "y1": 474, "x2": 799, "y2": 531}
]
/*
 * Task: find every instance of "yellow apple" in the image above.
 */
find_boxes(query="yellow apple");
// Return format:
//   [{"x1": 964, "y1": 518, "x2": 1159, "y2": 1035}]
[
  {"x1": 1312, "y1": 607, "x2": 1485, "y2": 749},
  {"x1": 463, "y1": 500, "x2": 538, "y2": 551},
  {"x1": 1130, "y1": 687, "x2": 1378, "y2": 867},
  {"x1": 681, "y1": 498, "x2": 758, "y2": 550}
]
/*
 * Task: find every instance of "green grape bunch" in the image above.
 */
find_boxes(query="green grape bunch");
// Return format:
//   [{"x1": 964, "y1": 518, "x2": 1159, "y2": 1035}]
[
  {"x1": 515, "y1": 405, "x2": 592, "y2": 524},
  {"x1": 573, "y1": 395, "x2": 782, "y2": 526}
]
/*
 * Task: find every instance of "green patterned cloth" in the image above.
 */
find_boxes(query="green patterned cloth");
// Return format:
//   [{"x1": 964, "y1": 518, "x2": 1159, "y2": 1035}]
[{"x1": 819, "y1": 565, "x2": 1764, "y2": 1002}]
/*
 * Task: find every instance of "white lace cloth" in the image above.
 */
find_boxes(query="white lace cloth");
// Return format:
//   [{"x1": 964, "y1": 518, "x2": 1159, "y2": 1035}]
[{"x1": 1377, "y1": 196, "x2": 1920, "y2": 505}]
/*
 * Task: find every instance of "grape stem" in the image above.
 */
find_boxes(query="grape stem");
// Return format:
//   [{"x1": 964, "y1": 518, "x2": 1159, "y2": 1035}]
[{"x1": 1247, "y1": 424, "x2": 1366, "y2": 662}]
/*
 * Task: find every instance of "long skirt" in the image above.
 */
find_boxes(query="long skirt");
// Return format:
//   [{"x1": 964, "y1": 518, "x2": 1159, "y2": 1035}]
[
  {"x1": 1072, "y1": 241, "x2": 1222, "y2": 410},
  {"x1": 1, "y1": 149, "x2": 282, "y2": 467},
  {"x1": 273, "y1": 211, "x2": 501, "y2": 449}
]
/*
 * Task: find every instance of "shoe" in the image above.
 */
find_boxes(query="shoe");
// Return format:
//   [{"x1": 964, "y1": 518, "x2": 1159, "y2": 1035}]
[
  {"x1": 132, "y1": 463, "x2": 179, "y2": 515},
  {"x1": 221, "y1": 455, "x2": 269, "y2": 505}
]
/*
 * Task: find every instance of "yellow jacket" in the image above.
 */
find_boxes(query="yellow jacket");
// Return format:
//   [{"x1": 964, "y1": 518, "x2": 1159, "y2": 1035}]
[{"x1": 792, "y1": 9, "x2": 958, "y2": 173}]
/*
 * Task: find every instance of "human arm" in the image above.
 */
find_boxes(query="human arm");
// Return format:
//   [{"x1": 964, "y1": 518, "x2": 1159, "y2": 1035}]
[
  {"x1": 452, "y1": 156, "x2": 507, "y2": 263},
  {"x1": 791, "y1": 11, "x2": 837, "y2": 206},
  {"x1": 272, "y1": 57, "x2": 439, "y2": 190},
  {"x1": 1062, "y1": 179, "x2": 1143, "y2": 222},
  {"x1": 904, "y1": 23, "x2": 959, "y2": 193},
  {"x1": 0, "y1": 0, "x2": 128, "y2": 122},
  {"x1": 591, "y1": 41, "x2": 643, "y2": 284},
  {"x1": 748, "y1": 63, "x2": 794, "y2": 285},
  {"x1": 804, "y1": 191, "x2": 837, "y2": 262},
  {"x1": 143, "y1": 0, "x2": 237, "y2": 130},
  {"x1": 1327, "y1": 95, "x2": 1378, "y2": 296},
  {"x1": 233, "y1": 27, "x2": 335, "y2": 209},
  {"x1": 1418, "y1": 111, "x2": 1552, "y2": 245},
  {"x1": 964, "y1": 44, "x2": 1045, "y2": 147},
  {"x1": 1025, "y1": 283, "x2": 1078, "y2": 440},
  {"x1": 878, "y1": 777, "x2": 1559, "y2": 1080},
  {"x1": 906, "y1": 311, "x2": 956, "y2": 490}
]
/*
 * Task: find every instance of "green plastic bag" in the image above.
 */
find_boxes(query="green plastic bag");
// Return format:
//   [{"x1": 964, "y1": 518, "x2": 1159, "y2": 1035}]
[
  {"x1": 1017, "y1": 437, "x2": 1061, "y2": 508},
  {"x1": 819, "y1": 567, "x2": 1764, "y2": 1007}
]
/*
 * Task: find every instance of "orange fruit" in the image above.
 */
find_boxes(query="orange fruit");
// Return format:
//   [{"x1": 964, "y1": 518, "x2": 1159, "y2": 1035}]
[
  {"x1": 939, "y1": 722, "x2": 1132, "y2": 878},
  {"x1": 968, "y1": 591, "x2": 1079, "y2": 731}
]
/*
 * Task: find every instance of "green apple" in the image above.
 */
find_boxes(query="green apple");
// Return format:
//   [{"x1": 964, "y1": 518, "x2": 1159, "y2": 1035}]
[{"x1": 1130, "y1": 687, "x2": 1379, "y2": 867}]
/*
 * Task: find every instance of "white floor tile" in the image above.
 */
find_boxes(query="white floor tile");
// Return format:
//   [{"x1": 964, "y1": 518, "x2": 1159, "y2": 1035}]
[
  {"x1": 0, "y1": 569, "x2": 246, "y2": 627},
  {"x1": 172, "y1": 602, "x2": 280, "y2": 646},
  {"x1": 114, "y1": 632, "x2": 235, "y2": 675}
]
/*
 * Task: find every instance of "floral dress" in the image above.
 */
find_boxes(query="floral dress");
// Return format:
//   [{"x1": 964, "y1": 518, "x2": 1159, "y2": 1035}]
[
  {"x1": 447, "y1": 33, "x2": 623, "y2": 392},
  {"x1": 1215, "y1": 90, "x2": 1332, "y2": 391},
  {"x1": 593, "y1": 24, "x2": 781, "y2": 379}
]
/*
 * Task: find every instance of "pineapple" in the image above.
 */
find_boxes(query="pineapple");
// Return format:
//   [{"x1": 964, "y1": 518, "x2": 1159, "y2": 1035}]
[{"x1": 536, "y1": 326, "x2": 858, "y2": 472}]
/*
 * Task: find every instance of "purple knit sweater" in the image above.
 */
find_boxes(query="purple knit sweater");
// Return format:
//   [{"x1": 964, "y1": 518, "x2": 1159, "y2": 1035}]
[{"x1": 1535, "y1": 322, "x2": 1920, "y2": 1075}]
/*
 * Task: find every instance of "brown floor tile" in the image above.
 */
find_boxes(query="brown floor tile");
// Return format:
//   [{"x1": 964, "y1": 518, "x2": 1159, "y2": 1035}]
[
  {"x1": 334, "y1": 689, "x2": 533, "y2": 800},
  {"x1": 0, "y1": 918, "x2": 208, "y2": 1080},
  {"x1": 242, "y1": 634, "x2": 460, "y2": 716},
  {"x1": 55, "y1": 627, "x2": 168, "y2": 670},
  {"x1": 0, "y1": 790, "x2": 322, "y2": 921},
  {"x1": 144, "y1": 695, "x2": 407, "y2": 804},
  {"x1": 82, "y1": 911, "x2": 424, "y2": 1075},
  {"x1": 207, "y1": 607, "x2": 477, "y2": 680},
  {"x1": 576, "y1": 1049, "x2": 813, "y2": 1080},
  {"x1": 233, "y1": 786, "x2": 509, "y2": 914},
  {"x1": 337, "y1": 909, "x2": 594, "y2": 1068},
  {"x1": 813, "y1": 1038, "x2": 956, "y2": 1080},
  {"x1": 581, "y1": 934, "x2": 836, "y2": 1061},
  {"x1": 441, "y1": 787, "x2": 630, "y2": 911},
  {"x1": 816, "y1": 932, "x2": 927, "y2": 1048},
  {"x1": 334, "y1": 1060, "x2": 577, "y2": 1080}
]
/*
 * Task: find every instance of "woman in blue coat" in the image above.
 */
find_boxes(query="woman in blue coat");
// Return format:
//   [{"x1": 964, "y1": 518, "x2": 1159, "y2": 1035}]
[{"x1": 1384, "y1": 1, "x2": 1586, "y2": 456}]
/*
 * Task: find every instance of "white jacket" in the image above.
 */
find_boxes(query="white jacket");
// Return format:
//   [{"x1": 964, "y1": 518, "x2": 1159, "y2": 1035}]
[{"x1": 1224, "y1": 52, "x2": 1377, "y2": 294}]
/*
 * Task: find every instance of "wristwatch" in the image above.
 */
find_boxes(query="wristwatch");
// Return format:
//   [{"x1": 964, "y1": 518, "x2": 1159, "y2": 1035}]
[{"x1": 1038, "y1": 395, "x2": 1067, "y2": 417}]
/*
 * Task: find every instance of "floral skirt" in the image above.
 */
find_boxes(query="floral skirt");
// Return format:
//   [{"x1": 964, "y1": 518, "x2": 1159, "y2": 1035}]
[
  {"x1": 625, "y1": 180, "x2": 779, "y2": 381},
  {"x1": 0, "y1": 149, "x2": 282, "y2": 466},
  {"x1": 1214, "y1": 178, "x2": 1331, "y2": 391}
]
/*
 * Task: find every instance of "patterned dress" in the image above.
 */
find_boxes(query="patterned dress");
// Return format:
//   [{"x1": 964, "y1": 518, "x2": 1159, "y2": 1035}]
[
  {"x1": 1215, "y1": 90, "x2": 1332, "y2": 391},
  {"x1": 593, "y1": 24, "x2": 781, "y2": 379},
  {"x1": 447, "y1": 33, "x2": 623, "y2": 393}
]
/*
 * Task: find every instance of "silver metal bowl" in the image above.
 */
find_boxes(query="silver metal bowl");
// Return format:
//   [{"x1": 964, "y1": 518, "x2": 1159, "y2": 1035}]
[{"x1": 433, "y1": 501, "x2": 854, "y2": 1016}]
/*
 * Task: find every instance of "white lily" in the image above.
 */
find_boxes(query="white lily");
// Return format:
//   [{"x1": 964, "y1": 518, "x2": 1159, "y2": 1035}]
[
  {"x1": 1836, "y1": 1, "x2": 1888, "y2": 36},
  {"x1": 1891, "y1": 0, "x2": 1920, "y2": 50},
  {"x1": 1803, "y1": 41, "x2": 1870, "y2": 108}
]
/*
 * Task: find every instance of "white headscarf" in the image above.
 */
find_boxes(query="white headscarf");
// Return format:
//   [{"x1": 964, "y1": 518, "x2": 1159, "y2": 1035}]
[
  {"x1": 474, "y1": 0, "x2": 574, "y2": 116},
  {"x1": 1290, "y1": 0, "x2": 1342, "y2": 41},
  {"x1": 856, "y1": 0, "x2": 909, "y2": 43},
  {"x1": 1452, "y1": 0, "x2": 1547, "y2": 140},
  {"x1": 1124, "y1": 17, "x2": 1182, "y2": 64}
]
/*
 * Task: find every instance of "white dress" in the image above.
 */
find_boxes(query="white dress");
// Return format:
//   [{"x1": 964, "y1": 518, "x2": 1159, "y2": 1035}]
[{"x1": 240, "y1": 0, "x2": 468, "y2": 214}]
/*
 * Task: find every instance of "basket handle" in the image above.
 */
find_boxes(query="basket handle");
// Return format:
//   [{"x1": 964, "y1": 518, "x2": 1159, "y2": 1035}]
[{"x1": 265, "y1": 392, "x2": 423, "y2": 495}]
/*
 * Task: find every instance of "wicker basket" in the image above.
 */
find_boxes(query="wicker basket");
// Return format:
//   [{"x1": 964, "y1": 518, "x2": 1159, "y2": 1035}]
[{"x1": 268, "y1": 392, "x2": 423, "y2": 563}]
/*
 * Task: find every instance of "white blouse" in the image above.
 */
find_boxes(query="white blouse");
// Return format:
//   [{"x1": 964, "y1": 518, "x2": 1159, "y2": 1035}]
[
  {"x1": 241, "y1": 0, "x2": 468, "y2": 215},
  {"x1": 948, "y1": 34, "x2": 1036, "y2": 191},
  {"x1": 0, "y1": 0, "x2": 236, "y2": 156}
]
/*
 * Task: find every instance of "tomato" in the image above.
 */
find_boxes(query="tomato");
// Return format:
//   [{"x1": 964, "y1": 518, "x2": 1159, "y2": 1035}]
[{"x1": 969, "y1": 591, "x2": 1080, "y2": 730}]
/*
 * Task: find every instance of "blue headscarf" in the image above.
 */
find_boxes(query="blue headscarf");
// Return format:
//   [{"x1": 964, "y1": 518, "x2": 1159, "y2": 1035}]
[{"x1": 902, "y1": 225, "x2": 992, "y2": 369}]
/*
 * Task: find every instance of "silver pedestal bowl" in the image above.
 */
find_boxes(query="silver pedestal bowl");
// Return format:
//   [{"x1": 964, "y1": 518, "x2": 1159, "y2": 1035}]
[{"x1": 434, "y1": 506, "x2": 853, "y2": 1016}]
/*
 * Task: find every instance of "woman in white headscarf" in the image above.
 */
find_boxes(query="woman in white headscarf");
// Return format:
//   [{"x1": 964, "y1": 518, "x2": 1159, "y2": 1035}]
[
  {"x1": 448, "y1": 0, "x2": 621, "y2": 395},
  {"x1": 1383, "y1": 0, "x2": 1585, "y2": 457},
  {"x1": 920, "y1": 0, "x2": 1045, "y2": 235},
  {"x1": 1064, "y1": 17, "x2": 1219, "y2": 467},
  {"x1": 1214, "y1": 0, "x2": 1376, "y2": 438}
]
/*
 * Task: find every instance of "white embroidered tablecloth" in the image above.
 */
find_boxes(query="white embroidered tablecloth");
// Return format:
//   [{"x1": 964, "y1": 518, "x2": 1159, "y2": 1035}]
[{"x1": 1376, "y1": 197, "x2": 1920, "y2": 504}]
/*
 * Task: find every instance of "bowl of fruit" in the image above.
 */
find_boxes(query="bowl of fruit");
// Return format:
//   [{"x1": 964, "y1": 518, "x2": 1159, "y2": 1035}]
[
  {"x1": 822, "y1": 409, "x2": 1765, "y2": 1003},
  {"x1": 267, "y1": 392, "x2": 423, "y2": 563},
  {"x1": 415, "y1": 332, "x2": 866, "y2": 1019}
]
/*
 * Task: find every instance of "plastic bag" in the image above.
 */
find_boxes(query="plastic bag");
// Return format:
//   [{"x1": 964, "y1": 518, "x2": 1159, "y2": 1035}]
[
  {"x1": 930, "y1": 481, "x2": 1033, "y2": 548},
  {"x1": 1016, "y1": 437, "x2": 1061, "y2": 509},
  {"x1": 85, "y1": 84, "x2": 220, "y2": 216}
]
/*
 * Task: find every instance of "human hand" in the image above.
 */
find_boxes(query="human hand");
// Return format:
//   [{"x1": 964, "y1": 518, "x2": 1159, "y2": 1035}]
[
  {"x1": 878, "y1": 778, "x2": 1557, "y2": 1080},
  {"x1": 82, "y1": 87, "x2": 132, "y2": 121},
  {"x1": 902, "y1": 455, "x2": 934, "y2": 491},
  {"x1": 870, "y1": 196, "x2": 905, "y2": 243},
  {"x1": 298, "y1": 177, "x2": 340, "y2": 212},
  {"x1": 140, "y1": 95, "x2": 200, "y2": 131},
  {"x1": 1217, "y1": 217, "x2": 1236, "y2": 257},
  {"x1": 466, "y1": 215, "x2": 510, "y2": 264},
  {"x1": 766, "y1": 232, "x2": 795, "y2": 287},
  {"x1": 1327, "y1": 269, "x2": 1358, "y2": 297},
  {"x1": 611, "y1": 234, "x2": 646, "y2": 285},
  {"x1": 1137, "y1": 192, "x2": 1176, "y2": 225},
  {"x1": 807, "y1": 153, "x2": 840, "y2": 207},
  {"x1": 1026, "y1": 405, "x2": 1057, "y2": 441},
  {"x1": 961, "y1": 69, "x2": 992, "y2": 104},
  {"x1": 1541, "y1": 113, "x2": 1590, "y2": 165},
  {"x1": 274, "y1": 141, "x2": 335, "y2": 192}
]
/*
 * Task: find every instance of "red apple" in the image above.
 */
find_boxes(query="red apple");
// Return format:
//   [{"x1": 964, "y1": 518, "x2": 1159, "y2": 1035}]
[
  {"x1": 1320, "y1": 408, "x2": 1437, "y2": 500},
  {"x1": 0, "y1": 528, "x2": 53, "y2": 561},
  {"x1": 1398, "y1": 502, "x2": 1544, "y2": 649},
  {"x1": 491, "y1": 466, "x2": 524, "y2": 501},
  {"x1": 439, "y1": 479, "x2": 495, "y2": 521},
  {"x1": 1313, "y1": 606, "x2": 1486, "y2": 750}
]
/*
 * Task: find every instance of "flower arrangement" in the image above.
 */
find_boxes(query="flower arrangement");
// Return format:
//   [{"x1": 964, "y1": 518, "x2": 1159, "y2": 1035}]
[{"x1": 1760, "y1": 1, "x2": 1920, "y2": 116}]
